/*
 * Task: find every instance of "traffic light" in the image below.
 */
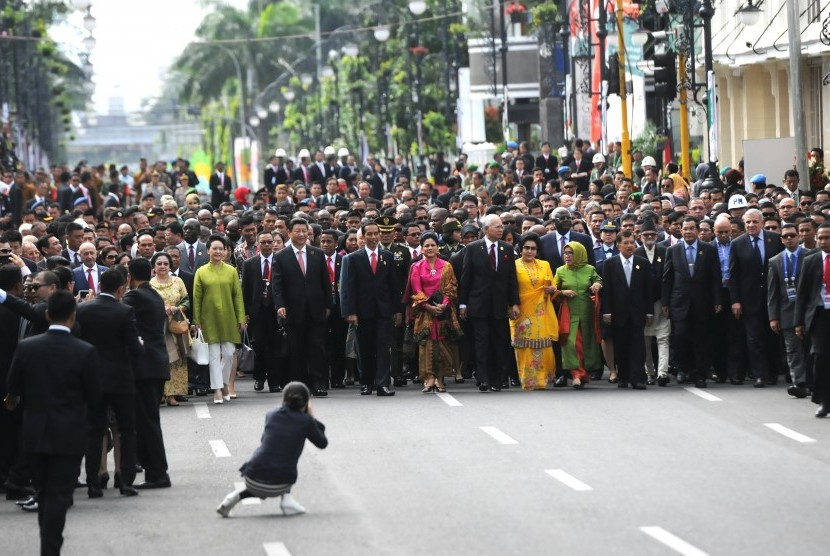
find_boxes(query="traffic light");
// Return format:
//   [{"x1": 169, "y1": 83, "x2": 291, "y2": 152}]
[
  {"x1": 654, "y1": 51, "x2": 677, "y2": 100},
  {"x1": 607, "y1": 53, "x2": 620, "y2": 96}
]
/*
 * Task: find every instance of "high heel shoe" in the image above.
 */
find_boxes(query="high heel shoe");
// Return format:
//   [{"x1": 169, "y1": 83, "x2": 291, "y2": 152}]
[
  {"x1": 113, "y1": 472, "x2": 121, "y2": 490},
  {"x1": 435, "y1": 383, "x2": 447, "y2": 393},
  {"x1": 166, "y1": 396, "x2": 179, "y2": 407},
  {"x1": 608, "y1": 372, "x2": 618, "y2": 384},
  {"x1": 98, "y1": 472, "x2": 110, "y2": 490}
]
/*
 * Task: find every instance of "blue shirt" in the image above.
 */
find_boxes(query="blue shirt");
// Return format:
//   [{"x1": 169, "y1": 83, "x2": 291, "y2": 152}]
[{"x1": 715, "y1": 239, "x2": 730, "y2": 284}]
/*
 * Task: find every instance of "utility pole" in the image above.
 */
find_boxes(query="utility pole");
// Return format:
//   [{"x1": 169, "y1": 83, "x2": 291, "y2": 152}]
[
  {"x1": 678, "y1": 52, "x2": 691, "y2": 180},
  {"x1": 314, "y1": 4, "x2": 322, "y2": 82},
  {"x1": 786, "y1": 0, "x2": 809, "y2": 190},
  {"x1": 614, "y1": 0, "x2": 631, "y2": 177}
]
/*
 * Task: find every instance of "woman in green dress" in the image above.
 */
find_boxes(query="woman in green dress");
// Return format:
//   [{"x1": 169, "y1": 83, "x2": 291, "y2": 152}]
[
  {"x1": 193, "y1": 235, "x2": 247, "y2": 404},
  {"x1": 553, "y1": 241, "x2": 602, "y2": 388}
]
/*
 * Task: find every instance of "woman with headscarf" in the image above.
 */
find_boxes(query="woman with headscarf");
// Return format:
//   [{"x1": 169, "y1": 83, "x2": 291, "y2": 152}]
[
  {"x1": 668, "y1": 173, "x2": 690, "y2": 202},
  {"x1": 553, "y1": 241, "x2": 603, "y2": 388}
]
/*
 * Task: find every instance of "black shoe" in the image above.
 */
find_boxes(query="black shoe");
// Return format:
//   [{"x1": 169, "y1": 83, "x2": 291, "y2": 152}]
[
  {"x1": 174, "y1": 395, "x2": 189, "y2": 402},
  {"x1": 345, "y1": 379, "x2": 355, "y2": 386},
  {"x1": 590, "y1": 370, "x2": 604, "y2": 381},
  {"x1": 376, "y1": 386, "x2": 396, "y2": 397},
  {"x1": 657, "y1": 375, "x2": 670, "y2": 387},
  {"x1": 631, "y1": 383, "x2": 647, "y2": 390},
  {"x1": 715, "y1": 377, "x2": 727, "y2": 384},
  {"x1": 330, "y1": 383, "x2": 345, "y2": 389},
  {"x1": 729, "y1": 379, "x2": 743, "y2": 385},
  {"x1": 816, "y1": 404, "x2": 829, "y2": 418},
  {"x1": 312, "y1": 389, "x2": 328, "y2": 397},
  {"x1": 360, "y1": 385, "x2": 373, "y2": 395},
  {"x1": 765, "y1": 379, "x2": 778, "y2": 386},
  {"x1": 489, "y1": 386, "x2": 502, "y2": 392},
  {"x1": 617, "y1": 382, "x2": 629, "y2": 389},
  {"x1": 4, "y1": 480, "x2": 35, "y2": 501},
  {"x1": 254, "y1": 381, "x2": 265, "y2": 392},
  {"x1": 646, "y1": 376, "x2": 656, "y2": 386},
  {"x1": 694, "y1": 379, "x2": 707, "y2": 388},
  {"x1": 20, "y1": 499, "x2": 38, "y2": 512},
  {"x1": 393, "y1": 377, "x2": 407, "y2": 387},
  {"x1": 88, "y1": 486, "x2": 103, "y2": 499},
  {"x1": 787, "y1": 385, "x2": 809, "y2": 399},
  {"x1": 98, "y1": 472, "x2": 109, "y2": 490},
  {"x1": 195, "y1": 388, "x2": 209, "y2": 396},
  {"x1": 269, "y1": 386, "x2": 282, "y2": 393},
  {"x1": 510, "y1": 378, "x2": 521, "y2": 388},
  {"x1": 553, "y1": 376, "x2": 568, "y2": 388},
  {"x1": 676, "y1": 372, "x2": 688, "y2": 384},
  {"x1": 478, "y1": 383, "x2": 490, "y2": 392},
  {"x1": 134, "y1": 476, "x2": 171, "y2": 489},
  {"x1": 119, "y1": 487, "x2": 139, "y2": 497},
  {"x1": 754, "y1": 378, "x2": 765, "y2": 388},
  {"x1": 113, "y1": 472, "x2": 121, "y2": 490}
]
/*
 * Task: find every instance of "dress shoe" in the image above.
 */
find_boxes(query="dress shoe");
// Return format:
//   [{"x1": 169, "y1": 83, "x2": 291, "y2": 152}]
[
  {"x1": 617, "y1": 382, "x2": 629, "y2": 389},
  {"x1": 97, "y1": 473, "x2": 109, "y2": 490},
  {"x1": 815, "y1": 404, "x2": 829, "y2": 418},
  {"x1": 4, "y1": 480, "x2": 35, "y2": 500},
  {"x1": 254, "y1": 380, "x2": 264, "y2": 392},
  {"x1": 376, "y1": 386, "x2": 396, "y2": 396},
  {"x1": 174, "y1": 395, "x2": 189, "y2": 402},
  {"x1": 646, "y1": 376, "x2": 656, "y2": 386},
  {"x1": 478, "y1": 383, "x2": 490, "y2": 392},
  {"x1": 312, "y1": 389, "x2": 328, "y2": 397},
  {"x1": 360, "y1": 385, "x2": 373, "y2": 395},
  {"x1": 88, "y1": 486, "x2": 103, "y2": 499},
  {"x1": 676, "y1": 372, "x2": 688, "y2": 384},
  {"x1": 330, "y1": 383, "x2": 345, "y2": 389},
  {"x1": 393, "y1": 377, "x2": 407, "y2": 387},
  {"x1": 729, "y1": 379, "x2": 743, "y2": 385},
  {"x1": 631, "y1": 383, "x2": 647, "y2": 390},
  {"x1": 590, "y1": 370, "x2": 604, "y2": 381},
  {"x1": 754, "y1": 378, "x2": 765, "y2": 388},
  {"x1": 120, "y1": 486, "x2": 139, "y2": 497},
  {"x1": 787, "y1": 385, "x2": 809, "y2": 399},
  {"x1": 20, "y1": 499, "x2": 38, "y2": 512},
  {"x1": 657, "y1": 375, "x2": 670, "y2": 387},
  {"x1": 694, "y1": 379, "x2": 707, "y2": 388},
  {"x1": 16, "y1": 495, "x2": 37, "y2": 507},
  {"x1": 269, "y1": 386, "x2": 281, "y2": 393},
  {"x1": 553, "y1": 376, "x2": 568, "y2": 388},
  {"x1": 510, "y1": 378, "x2": 521, "y2": 388},
  {"x1": 489, "y1": 386, "x2": 502, "y2": 392},
  {"x1": 135, "y1": 476, "x2": 172, "y2": 489},
  {"x1": 195, "y1": 388, "x2": 209, "y2": 396}
]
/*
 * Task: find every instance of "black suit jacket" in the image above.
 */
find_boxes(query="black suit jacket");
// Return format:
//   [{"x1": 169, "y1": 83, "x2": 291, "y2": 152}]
[
  {"x1": 662, "y1": 241, "x2": 721, "y2": 321},
  {"x1": 7, "y1": 329, "x2": 100, "y2": 455},
  {"x1": 172, "y1": 269, "x2": 194, "y2": 318},
  {"x1": 535, "y1": 154, "x2": 559, "y2": 179},
  {"x1": 293, "y1": 166, "x2": 313, "y2": 186},
  {"x1": 209, "y1": 173, "x2": 233, "y2": 207},
  {"x1": 634, "y1": 245, "x2": 667, "y2": 302},
  {"x1": 728, "y1": 231, "x2": 783, "y2": 317},
  {"x1": 368, "y1": 173, "x2": 386, "y2": 199},
  {"x1": 324, "y1": 252, "x2": 343, "y2": 317},
  {"x1": 75, "y1": 295, "x2": 144, "y2": 393},
  {"x1": 272, "y1": 245, "x2": 332, "y2": 325},
  {"x1": 540, "y1": 231, "x2": 596, "y2": 274},
  {"x1": 601, "y1": 255, "x2": 653, "y2": 326},
  {"x1": 7, "y1": 183, "x2": 23, "y2": 226},
  {"x1": 0, "y1": 301, "x2": 22, "y2": 398},
  {"x1": 242, "y1": 254, "x2": 272, "y2": 324},
  {"x1": 795, "y1": 250, "x2": 828, "y2": 332},
  {"x1": 123, "y1": 284, "x2": 169, "y2": 381},
  {"x1": 340, "y1": 248, "x2": 402, "y2": 319},
  {"x1": 458, "y1": 239, "x2": 519, "y2": 319},
  {"x1": 318, "y1": 193, "x2": 348, "y2": 210}
]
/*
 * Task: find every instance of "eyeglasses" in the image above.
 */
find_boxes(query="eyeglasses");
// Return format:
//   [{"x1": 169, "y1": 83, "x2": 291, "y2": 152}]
[
  {"x1": 104, "y1": 254, "x2": 117, "y2": 260},
  {"x1": 407, "y1": 232, "x2": 420, "y2": 237},
  {"x1": 764, "y1": 226, "x2": 780, "y2": 231},
  {"x1": 781, "y1": 233, "x2": 798, "y2": 239},
  {"x1": 0, "y1": 248, "x2": 11, "y2": 254}
]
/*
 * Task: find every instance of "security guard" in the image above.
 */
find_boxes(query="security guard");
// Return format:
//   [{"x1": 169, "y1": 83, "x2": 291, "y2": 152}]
[
  {"x1": 376, "y1": 216, "x2": 412, "y2": 387},
  {"x1": 439, "y1": 220, "x2": 464, "y2": 260}
]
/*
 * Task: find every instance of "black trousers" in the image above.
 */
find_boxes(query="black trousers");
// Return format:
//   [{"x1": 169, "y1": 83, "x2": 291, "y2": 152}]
[
  {"x1": 459, "y1": 318, "x2": 476, "y2": 378},
  {"x1": 29, "y1": 453, "x2": 82, "y2": 556},
  {"x1": 287, "y1": 321, "x2": 327, "y2": 391},
  {"x1": 390, "y1": 323, "x2": 405, "y2": 378},
  {"x1": 672, "y1": 314, "x2": 712, "y2": 382},
  {"x1": 326, "y1": 311, "x2": 348, "y2": 387},
  {"x1": 134, "y1": 379, "x2": 168, "y2": 483},
  {"x1": 712, "y1": 294, "x2": 747, "y2": 380},
  {"x1": 810, "y1": 307, "x2": 830, "y2": 405},
  {"x1": 612, "y1": 322, "x2": 646, "y2": 385},
  {"x1": 356, "y1": 317, "x2": 392, "y2": 387},
  {"x1": 0, "y1": 401, "x2": 26, "y2": 485},
  {"x1": 86, "y1": 393, "x2": 136, "y2": 488},
  {"x1": 470, "y1": 317, "x2": 512, "y2": 386},
  {"x1": 743, "y1": 312, "x2": 782, "y2": 381},
  {"x1": 251, "y1": 307, "x2": 282, "y2": 389}
]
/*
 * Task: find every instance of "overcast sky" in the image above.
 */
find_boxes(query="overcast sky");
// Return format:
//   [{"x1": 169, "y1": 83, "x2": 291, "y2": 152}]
[{"x1": 55, "y1": 0, "x2": 247, "y2": 114}]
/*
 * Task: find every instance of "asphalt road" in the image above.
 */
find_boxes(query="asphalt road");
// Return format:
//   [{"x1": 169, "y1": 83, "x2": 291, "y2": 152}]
[{"x1": 4, "y1": 377, "x2": 830, "y2": 556}]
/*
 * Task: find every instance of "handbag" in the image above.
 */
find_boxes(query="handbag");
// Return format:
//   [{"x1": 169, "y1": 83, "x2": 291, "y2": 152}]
[
  {"x1": 189, "y1": 329, "x2": 210, "y2": 365},
  {"x1": 168, "y1": 308, "x2": 189, "y2": 335},
  {"x1": 557, "y1": 299, "x2": 571, "y2": 338},
  {"x1": 236, "y1": 330, "x2": 255, "y2": 372}
]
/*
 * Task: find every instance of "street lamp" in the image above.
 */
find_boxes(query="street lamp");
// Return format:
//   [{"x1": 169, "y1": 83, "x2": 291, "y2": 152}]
[
  {"x1": 83, "y1": 12, "x2": 97, "y2": 32},
  {"x1": 301, "y1": 73, "x2": 313, "y2": 87},
  {"x1": 321, "y1": 64, "x2": 334, "y2": 79},
  {"x1": 256, "y1": 106, "x2": 268, "y2": 119},
  {"x1": 82, "y1": 60, "x2": 93, "y2": 78},
  {"x1": 82, "y1": 35, "x2": 96, "y2": 50},
  {"x1": 283, "y1": 88, "x2": 295, "y2": 102},
  {"x1": 249, "y1": 115, "x2": 260, "y2": 127},
  {"x1": 72, "y1": 0, "x2": 92, "y2": 10},
  {"x1": 374, "y1": 25, "x2": 391, "y2": 43},
  {"x1": 342, "y1": 43, "x2": 359, "y2": 57},
  {"x1": 736, "y1": 1, "x2": 763, "y2": 26},
  {"x1": 269, "y1": 101, "x2": 281, "y2": 113},
  {"x1": 408, "y1": 0, "x2": 427, "y2": 16}
]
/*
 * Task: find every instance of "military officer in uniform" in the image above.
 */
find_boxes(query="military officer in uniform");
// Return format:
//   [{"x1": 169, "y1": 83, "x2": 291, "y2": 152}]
[
  {"x1": 439, "y1": 220, "x2": 464, "y2": 260},
  {"x1": 377, "y1": 216, "x2": 412, "y2": 387}
]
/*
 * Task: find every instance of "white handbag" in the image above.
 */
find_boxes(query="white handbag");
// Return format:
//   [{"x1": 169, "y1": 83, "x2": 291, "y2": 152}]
[{"x1": 189, "y1": 329, "x2": 210, "y2": 365}]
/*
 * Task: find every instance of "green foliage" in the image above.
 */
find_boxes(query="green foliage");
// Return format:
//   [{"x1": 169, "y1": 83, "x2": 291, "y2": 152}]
[
  {"x1": 632, "y1": 122, "x2": 667, "y2": 162},
  {"x1": 530, "y1": 1, "x2": 562, "y2": 32}
]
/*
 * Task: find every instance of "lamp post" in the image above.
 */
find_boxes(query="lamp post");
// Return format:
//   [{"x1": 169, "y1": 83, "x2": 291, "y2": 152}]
[
  {"x1": 409, "y1": 0, "x2": 427, "y2": 158},
  {"x1": 615, "y1": 0, "x2": 632, "y2": 177}
]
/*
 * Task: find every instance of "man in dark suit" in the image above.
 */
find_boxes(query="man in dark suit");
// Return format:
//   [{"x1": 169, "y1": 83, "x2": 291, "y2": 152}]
[
  {"x1": 601, "y1": 230, "x2": 653, "y2": 389},
  {"x1": 75, "y1": 269, "x2": 144, "y2": 497},
  {"x1": 5, "y1": 290, "x2": 100, "y2": 556},
  {"x1": 535, "y1": 141, "x2": 559, "y2": 181},
  {"x1": 242, "y1": 231, "x2": 282, "y2": 393},
  {"x1": 769, "y1": 223, "x2": 811, "y2": 398},
  {"x1": 711, "y1": 216, "x2": 747, "y2": 384},
  {"x1": 729, "y1": 208, "x2": 784, "y2": 387},
  {"x1": 272, "y1": 218, "x2": 332, "y2": 397},
  {"x1": 341, "y1": 219, "x2": 404, "y2": 396},
  {"x1": 320, "y1": 230, "x2": 347, "y2": 388},
  {"x1": 209, "y1": 162, "x2": 233, "y2": 208},
  {"x1": 795, "y1": 223, "x2": 830, "y2": 417},
  {"x1": 458, "y1": 214, "x2": 520, "y2": 392},
  {"x1": 123, "y1": 258, "x2": 171, "y2": 489},
  {"x1": 178, "y1": 219, "x2": 208, "y2": 274},
  {"x1": 61, "y1": 222, "x2": 85, "y2": 268},
  {"x1": 662, "y1": 217, "x2": 722, "y2": 388},
  {"x1": 635, "y1": 219, "x2": 671, "y2": 386},
  {"x1": 541, "y1": 208, "x2": 596, "y2": 274},
  {"x1": 71, "y1": 242, "x2": 106, "y2": 295},
  {"x1": 319, "y1": 177, "x2": 349, "y2": 210},
  {"x1": 293, "y1": 149, "x2": 313, "y2": 186}
]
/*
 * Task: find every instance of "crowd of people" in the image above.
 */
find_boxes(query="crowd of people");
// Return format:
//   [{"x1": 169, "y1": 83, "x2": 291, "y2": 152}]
[{"x1": 2, "y1": 139, "x2": 830, "y2": 553}]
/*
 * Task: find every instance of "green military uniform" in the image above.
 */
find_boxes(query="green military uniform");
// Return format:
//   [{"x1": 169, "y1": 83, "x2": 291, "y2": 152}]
[
  {"x1": 438, "y1": 220, "x2": 464, "y2": 261},
  {"x1": 377, "y1": 216, "x2": 412, "y2": 385}
]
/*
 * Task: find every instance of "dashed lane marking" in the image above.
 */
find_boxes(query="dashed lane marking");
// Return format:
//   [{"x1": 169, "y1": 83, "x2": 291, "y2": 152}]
[
  {"x1": 436, "y1": 392, "x2": 463, "y2": 406},
  {"x1": 480, "y1": 426, "x2": 518, "y2": 445},
  {"x1": 262, "y1": 542, "x2": 291, "y2": 556},
  {"x1": 640, "y1": 526, "x2": 708, "y2": 556},
  {"x1": 544, "y1": 469, "x2": 593, "y2": 491},
  {"x1": 764, "y1": 423, "x2": 816, "y2": 443},
  {"x1": 683, "y1": 387, "x2": 722, "y2": 402},
  {"x1": 194, "y1": 403, "x2": 211, "y2": 419},
  {"x1": 209, "y1": 439, "x2": 231, "y2": 458}
]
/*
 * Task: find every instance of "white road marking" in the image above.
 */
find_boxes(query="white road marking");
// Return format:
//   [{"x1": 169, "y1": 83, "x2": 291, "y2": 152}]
[
  {"x1": 235, "y1": 481, "x2": 261, "y2": 505},
  {"x1": 683, "y1": 387, "x2": 722, "y2": 402},
  {"x1": 544, "y1": 469, "x2": 593, "y2": 491},
  {"x1": 640, "y1": 526, "x2": 708, "y2": 556},
  {"x1": 764, "y1": 423, "x2": 817, "y2": 443},
  {"x1": 209, "y1": 439, "x2": 231, "y2": 458},
  {"x1": 194, "y1": 403, "x2": 211, "y2": 419},
  {"x1": 262, "y1": 542, "x2": 291, "y2": 556},
  {"x1": 480, "y1": 426, "x2": 518, "y2": 445},
  {"x1": 436, "y1": 392, "x2": 463, "y2": 406}
]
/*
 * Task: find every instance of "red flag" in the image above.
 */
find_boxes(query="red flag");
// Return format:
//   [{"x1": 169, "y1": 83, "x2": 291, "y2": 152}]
[{"x1": 662, "y1": 136, "x2": 673, "y2": 171}]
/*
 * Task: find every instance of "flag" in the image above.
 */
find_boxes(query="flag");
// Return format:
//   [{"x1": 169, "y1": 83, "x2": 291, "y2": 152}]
[{"x1": 662, "y1": 135, "x2": 673, "y2": 172}]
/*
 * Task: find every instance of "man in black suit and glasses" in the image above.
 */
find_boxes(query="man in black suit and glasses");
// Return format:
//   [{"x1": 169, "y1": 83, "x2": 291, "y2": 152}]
[
  {"x1": 242, "y1": 231, "x2": 282, "y2": 393},
  {"x1": 340, "y1": 218, "x2": 403, "y2": 396},
  {"x1": 5, "y1": 290, "x2": 100, "y2": 556},
  {"x1": 458, "y1": 214, "x2": 520, "y2": 392},
  {"x1": 272, "y1": 218, "x2": 332, "y2": 397},
  {"x1": 75, "y1": 268, "x2": 144, "y2": 498}
]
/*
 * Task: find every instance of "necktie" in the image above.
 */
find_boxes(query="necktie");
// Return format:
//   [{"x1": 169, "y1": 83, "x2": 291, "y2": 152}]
[
  {"x1": 188, "y1": 245, "x2": 195, "y2": 269},
  {"x1": 263, "y1": 258, "x2": 270, "y2": 281},
  {"x1": 823, "y1": 255, "x2": 830, "y2": 295},
  {"x1": 788, "y1": 253, "x2": 795, "y2": 281},
  {"x1": 489, "y1": 243, "x2": 496, "y2": 271},
  {"x1": 624, "y1": 259, "x2": 632, "y2": 286},
  {"x1": 297, "y1": 250, "x2": 305, "y2": 275},
  {"x1": 687, "y1": 245, "x2": 695, "y2": 276},
  {"x1": 87, "y1": 268, "x2": 96, "y2": 294},
  {"x1": 303, "y1": 167, "x2": 309, "y2": 184},
  {"x1": 560, "y1": 236, "x2": 566, "y2": 254},
  {"x1": 370, "y1": 251, "x2": 377, "y2": 274},
  {"x1": 73, "y1": 252, "x2": 80, "y2": 266},
  {"x1": 752, "y1": 236, "x2": 762, "y2": 264},
  {"x1": 413, "y1": 248, "x2": 419, "y2": 259},
  {"x1": 328, "y1": 257, "x2": 335, "y2": 282}
]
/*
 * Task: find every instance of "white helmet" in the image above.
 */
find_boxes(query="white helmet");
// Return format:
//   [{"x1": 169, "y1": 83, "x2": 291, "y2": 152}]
[
  {"x1": 642, "y1": 156, "x2": 657, "y2": 167},
  {"x1": 727, "y1": 194, "x2": 747, "y2": 210},
  {"x1": 323, "y1": 146, "x2": 336, "y2": 156},
  {"x1": 274, "y1": 148, "x2": 286, "y2": 157},
  {"x1": 298, "y1": 148, "x2": 311, "y2": 159},
  {"x1": 592, "y1": 153, "x2": 606, "y2": 164},
  {"x1": 337, "y1": 147, "x2": 349, "y2": 157}
]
